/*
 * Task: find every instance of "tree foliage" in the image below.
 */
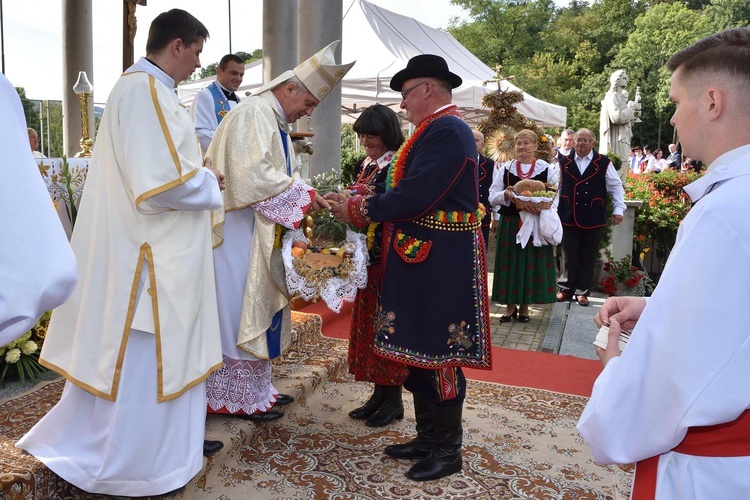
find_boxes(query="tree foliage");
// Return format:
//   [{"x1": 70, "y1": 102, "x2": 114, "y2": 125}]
[
  {"x1": 448, "y1": 0, "x2": 743, "y2": 150},
  {"x1": 15, "y1": 87, "x2": 41, "y2": 134},
  {"x1": 198, "y1": 48, "x2": 262, "y2": 79}
]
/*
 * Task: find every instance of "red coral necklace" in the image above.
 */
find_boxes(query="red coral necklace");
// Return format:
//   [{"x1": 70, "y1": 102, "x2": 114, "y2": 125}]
[{"x1": 515, "y1": 158, "x2": 536, "y2": 179}]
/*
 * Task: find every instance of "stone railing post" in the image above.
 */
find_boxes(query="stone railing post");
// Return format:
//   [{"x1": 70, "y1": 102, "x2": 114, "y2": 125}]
[{"x1": 609, "y1": 200, "x2": 642, "y2": 261}]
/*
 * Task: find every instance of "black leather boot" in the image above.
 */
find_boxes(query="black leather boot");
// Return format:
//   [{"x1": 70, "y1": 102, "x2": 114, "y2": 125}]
[
  {"x1": 406, "y1": 403, "x2": 463, "y2": 481},
  {"x1": 366, "y1": 385, "x2": 404, "y2": 427},
  {"x1": 349, "y1": 384, "x2": 384, "y2": 420},
  {"x1": 384, "y1": 393, "x2": 434, "y2": 459}
]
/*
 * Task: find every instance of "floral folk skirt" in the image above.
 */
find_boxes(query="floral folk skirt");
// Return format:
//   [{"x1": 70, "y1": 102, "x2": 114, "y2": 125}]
[
  {"x1": 349, "y1": 265, "x2": 408, "y2": 386},
  {"x1": 491, "y1": 214, "x2": 557, "y2": 305}
]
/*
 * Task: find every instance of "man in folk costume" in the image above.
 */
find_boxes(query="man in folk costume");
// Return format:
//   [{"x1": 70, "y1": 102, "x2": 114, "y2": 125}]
[
  {"x1": 331, "y1": 54, "x2": 492, "y2": 481},
  {"x1": 579, "y1": 28, "x2": 750, "y2": 499},
  {"x1": 556, "y1": 128, "x2": 625, "y2": 307},
  {"x1": 17, "y1": 10, "x2": 225, "y2": 496},
  {"x1": 205, "y1": 41, "x2": 353, "y2": 421},
  {"x1": 191, "y1": 53, "x2": 245, "y2": 156}
]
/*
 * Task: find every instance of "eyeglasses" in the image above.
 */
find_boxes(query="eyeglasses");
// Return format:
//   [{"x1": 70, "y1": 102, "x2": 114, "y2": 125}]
[
  {"x1": 574, "y1": 138, "x2": 593, "y2": 144},
  {"x1": 400, "y1": 81, "x2": 428, "y2": 100}
]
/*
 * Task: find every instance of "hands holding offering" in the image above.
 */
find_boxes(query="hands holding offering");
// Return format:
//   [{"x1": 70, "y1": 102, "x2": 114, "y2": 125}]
[{"x1": 593, "y1": 296, "x2": 646, "y2": 366}]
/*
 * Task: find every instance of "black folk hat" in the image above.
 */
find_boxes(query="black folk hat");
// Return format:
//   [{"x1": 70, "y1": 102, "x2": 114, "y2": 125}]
[{"x1": 390, "y1": 54, "x2": 462, "y2": 92}]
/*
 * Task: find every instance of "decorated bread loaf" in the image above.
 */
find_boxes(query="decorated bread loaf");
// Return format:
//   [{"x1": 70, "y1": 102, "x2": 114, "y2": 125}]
[{"x1": 512, "y1": 179, "x2": 546, "y2": 194}]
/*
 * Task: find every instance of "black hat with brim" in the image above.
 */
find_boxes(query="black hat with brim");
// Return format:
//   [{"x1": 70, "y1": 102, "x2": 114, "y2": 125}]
[{"x1": 390, "y1": 54, "x2": 463, "y2": 92}]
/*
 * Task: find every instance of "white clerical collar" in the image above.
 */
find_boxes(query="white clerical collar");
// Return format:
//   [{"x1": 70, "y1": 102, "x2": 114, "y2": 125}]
[
  {"x1": 130, "y1": 57, "x2": 175, "y2": 90},
  {"x1": 215, "y1": 81, "x2": 231, "y2": 93}
]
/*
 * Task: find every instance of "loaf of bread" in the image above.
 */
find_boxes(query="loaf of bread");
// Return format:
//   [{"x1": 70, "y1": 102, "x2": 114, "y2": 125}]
[{"x1": 512, "y1": 179, "x2": 546, "y2": 194}]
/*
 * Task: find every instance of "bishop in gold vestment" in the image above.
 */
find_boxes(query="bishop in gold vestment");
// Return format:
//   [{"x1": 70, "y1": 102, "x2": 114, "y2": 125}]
[{"x1": 205, "y1": 41, "x2": 354, "y2": 418}]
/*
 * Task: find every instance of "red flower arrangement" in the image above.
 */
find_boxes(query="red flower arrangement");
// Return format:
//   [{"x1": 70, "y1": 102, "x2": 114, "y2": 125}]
[{"x1": 600, "y1": 251, "x2": 653, "y2": 297}]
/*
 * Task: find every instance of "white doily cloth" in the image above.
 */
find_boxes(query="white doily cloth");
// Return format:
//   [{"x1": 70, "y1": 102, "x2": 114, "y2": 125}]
[
  {"x1": 514, "y1": 196, "x2": 562, "y2": 248},
  {"x1": 282, "y1": 228, "x2": 369, "y2": 313}
]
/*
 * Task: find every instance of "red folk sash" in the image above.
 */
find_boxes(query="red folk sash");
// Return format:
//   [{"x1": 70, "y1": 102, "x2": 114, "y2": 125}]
[{"x1": 632, "y1": 409, "x2": 750, "y2": 499}]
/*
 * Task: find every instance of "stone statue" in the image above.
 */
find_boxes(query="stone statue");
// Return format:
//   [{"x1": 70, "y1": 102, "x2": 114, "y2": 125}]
[{"x1": 600, "y1": 70, "x2": 641, "y2": 182}]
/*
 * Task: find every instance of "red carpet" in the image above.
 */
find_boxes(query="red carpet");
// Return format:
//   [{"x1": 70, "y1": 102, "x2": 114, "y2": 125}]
[{"x1": 300, "y1": 300, "x2": 601, "y2": 398}]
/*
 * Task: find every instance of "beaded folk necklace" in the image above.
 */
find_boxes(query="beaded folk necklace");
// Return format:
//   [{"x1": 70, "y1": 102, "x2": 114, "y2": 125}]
[
  {"x1": 386, "y1": 105, "x2": 462, "y2": 190},
  {"x1": 355, "y1": 152, "x2": 393, "y2": 186},
  {"x1": 515, "y1": 157, "x2": 536, "y2": 180}
]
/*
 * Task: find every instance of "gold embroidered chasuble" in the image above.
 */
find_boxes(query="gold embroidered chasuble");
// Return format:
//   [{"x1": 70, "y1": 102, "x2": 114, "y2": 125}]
[
  {"x1": 209, "y1": 91, "x2": 301, "y2": 359},
  {"x1": 40, "y1": 69, "x2": 222, "y2": 402}
]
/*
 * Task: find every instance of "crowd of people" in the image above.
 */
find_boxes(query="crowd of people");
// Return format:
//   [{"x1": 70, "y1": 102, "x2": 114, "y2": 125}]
[
  {"x1": 628, "y1": 142, "x2": 704, "y2": 174},
  {"x1": 3, "y1": 8, "x2": 749, "y2": 497}
]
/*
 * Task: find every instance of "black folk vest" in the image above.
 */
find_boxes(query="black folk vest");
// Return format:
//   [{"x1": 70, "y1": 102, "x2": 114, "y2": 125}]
[{"x1": 558, "y1": 151, "x2": 610, "y2": 229}]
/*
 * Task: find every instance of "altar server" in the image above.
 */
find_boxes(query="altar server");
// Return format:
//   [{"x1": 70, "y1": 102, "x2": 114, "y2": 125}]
[{"x1": 579, "y1": 27, "x2": 750, "y2": 499}]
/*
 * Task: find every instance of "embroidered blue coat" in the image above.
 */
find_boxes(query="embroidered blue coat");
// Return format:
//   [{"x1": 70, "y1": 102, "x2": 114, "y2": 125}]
[{"x1": 362, "y1": 111, "x2": 492, "y2": 370}]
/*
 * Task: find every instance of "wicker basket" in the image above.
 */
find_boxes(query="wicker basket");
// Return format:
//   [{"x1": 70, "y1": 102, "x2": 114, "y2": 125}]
[{"x1": 513, "y1": 196, "x2": 554, "y2": 212}]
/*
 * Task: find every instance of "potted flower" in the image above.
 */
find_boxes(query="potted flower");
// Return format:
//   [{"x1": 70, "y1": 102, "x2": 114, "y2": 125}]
[
  {"x1": 600, "y1": 251, "x2": 654, "y2": 297},
  {"x1": 0, "y1": 312, "x2": 50, "y2": 384}
]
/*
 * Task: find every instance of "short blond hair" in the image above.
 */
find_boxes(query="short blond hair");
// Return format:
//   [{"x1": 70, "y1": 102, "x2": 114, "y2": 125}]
[{"x1": 514, "y1": 129, "x2": 538, "y2": 143}]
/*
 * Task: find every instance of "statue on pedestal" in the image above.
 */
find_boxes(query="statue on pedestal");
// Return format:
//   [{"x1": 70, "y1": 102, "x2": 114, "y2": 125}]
[{"x1": 599, "y1": 70, "x2": 641, "y2": 182}]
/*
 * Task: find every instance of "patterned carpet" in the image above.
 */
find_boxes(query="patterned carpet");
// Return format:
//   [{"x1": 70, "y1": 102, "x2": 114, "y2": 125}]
[{"x1": 0, "y1": 312, "x2": 633, "y2": 499}]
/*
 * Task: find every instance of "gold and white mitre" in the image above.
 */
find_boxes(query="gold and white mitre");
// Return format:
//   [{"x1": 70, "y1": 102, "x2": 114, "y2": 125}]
[{"x1": 253, "y1": 40, "x2": 355, "y2": 101}]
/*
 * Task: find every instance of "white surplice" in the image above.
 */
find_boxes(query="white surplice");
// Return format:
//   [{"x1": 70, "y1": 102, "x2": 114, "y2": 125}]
[
  {"x1": 17, "y1": 58, "x2": 223, "y2": 496},
  {"x1": 0, "y1": 73, "x2": 76, "y2": 346},
  {"x1": 578, "y1": 144, "x2": 750, "y2": 499}
]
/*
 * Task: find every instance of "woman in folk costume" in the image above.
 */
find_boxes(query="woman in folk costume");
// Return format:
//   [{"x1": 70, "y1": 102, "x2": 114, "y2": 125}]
[
  {"x1": 204, "y1": 42, "x2": 354, "y2": 421},
  {"x1": 488, "y1": 129, "x2": 558, "y2": 322},
  {"x1": 331, "y1": 54, "x2": 492, "y2": 481},
  {"x1": 341, "y1": 104, "x2": 408, "y2": 427},
  {"x1": 17, "y1": 10, "x2": 224, "y2": 496}
]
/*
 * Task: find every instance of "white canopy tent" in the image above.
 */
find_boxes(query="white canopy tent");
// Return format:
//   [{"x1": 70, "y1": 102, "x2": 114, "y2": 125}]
[{"x1": 177, "y1": 0, "x2": 566, "y2": 127}]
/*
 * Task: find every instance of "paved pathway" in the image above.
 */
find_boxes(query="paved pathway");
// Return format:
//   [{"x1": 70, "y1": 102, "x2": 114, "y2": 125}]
[
  {"x1": 486, "y1": 233, "x2": 555, "y2": 352},
  {"x1": 486, "y1": 234, "x2": 602, "y2": 357}
]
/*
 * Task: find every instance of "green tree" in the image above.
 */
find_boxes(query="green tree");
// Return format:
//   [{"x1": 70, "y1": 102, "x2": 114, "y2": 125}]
[
  {"x1": 198, "y1": 49, "x2": 262, "y2": 79},
  {"x1": 610, "y1": 3, "x2": 711, "y2": 148},
  {"x1": 15, "y1": 87, "x2": 41, "y2": 133},
  {"x1": 449, "y1": 0, "x2": 555, "y2": 68},
  {"x1": 703, "y1": 0, "x2": 750, "y2": 31}
]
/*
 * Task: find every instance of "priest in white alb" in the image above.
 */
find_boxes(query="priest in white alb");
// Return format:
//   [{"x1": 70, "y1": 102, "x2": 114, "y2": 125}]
[
  {"x1": 17, "y1": 10, "x2": 225, "y2": 496},
  {"x1": 205, "y1": 41, "x2": 354, "y2": 420}
]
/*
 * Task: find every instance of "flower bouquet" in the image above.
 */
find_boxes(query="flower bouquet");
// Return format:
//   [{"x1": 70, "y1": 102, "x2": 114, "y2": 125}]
[
  {"x1": 0, "y1": 312, "x2": 50, "y2": 384},
  {"x1": 600, "y1": 252, "x2": 654, "y2": 297},
  {"x1": 281, "y1": 214, "x2": 368, "y2": 313}
]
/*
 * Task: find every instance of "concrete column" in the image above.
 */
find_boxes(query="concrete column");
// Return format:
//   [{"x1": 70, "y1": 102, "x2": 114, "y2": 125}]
[
  {"x1": 62, "y1": 0, "x2": 94, "y2": 157},
  {"x1": 297, "y1": 0, "x2": 343, "y2": 179},
  {"x1": 262, "y1": 0, "x2": 298, "y2": 84},
  {"x1": 609, "y1": 200, "x2": 643, "y2": 262}
]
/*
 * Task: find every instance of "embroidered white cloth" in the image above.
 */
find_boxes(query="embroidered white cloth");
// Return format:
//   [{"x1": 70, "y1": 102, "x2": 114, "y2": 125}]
[
  {"x1": 514, "y1": 196, "x2": 561, "y2": 248},
  {"x1": 35, "y1": 158, "x2": 90, "y2": 204},
  {"x1": 282, "y1": 229, "x2": 368, "y2": 313}
]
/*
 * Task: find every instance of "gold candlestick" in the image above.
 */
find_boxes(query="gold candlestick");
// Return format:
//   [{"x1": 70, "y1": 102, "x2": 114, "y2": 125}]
[{"x1": 73, "y1": 71, "x2": 94, "y2": 158}]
